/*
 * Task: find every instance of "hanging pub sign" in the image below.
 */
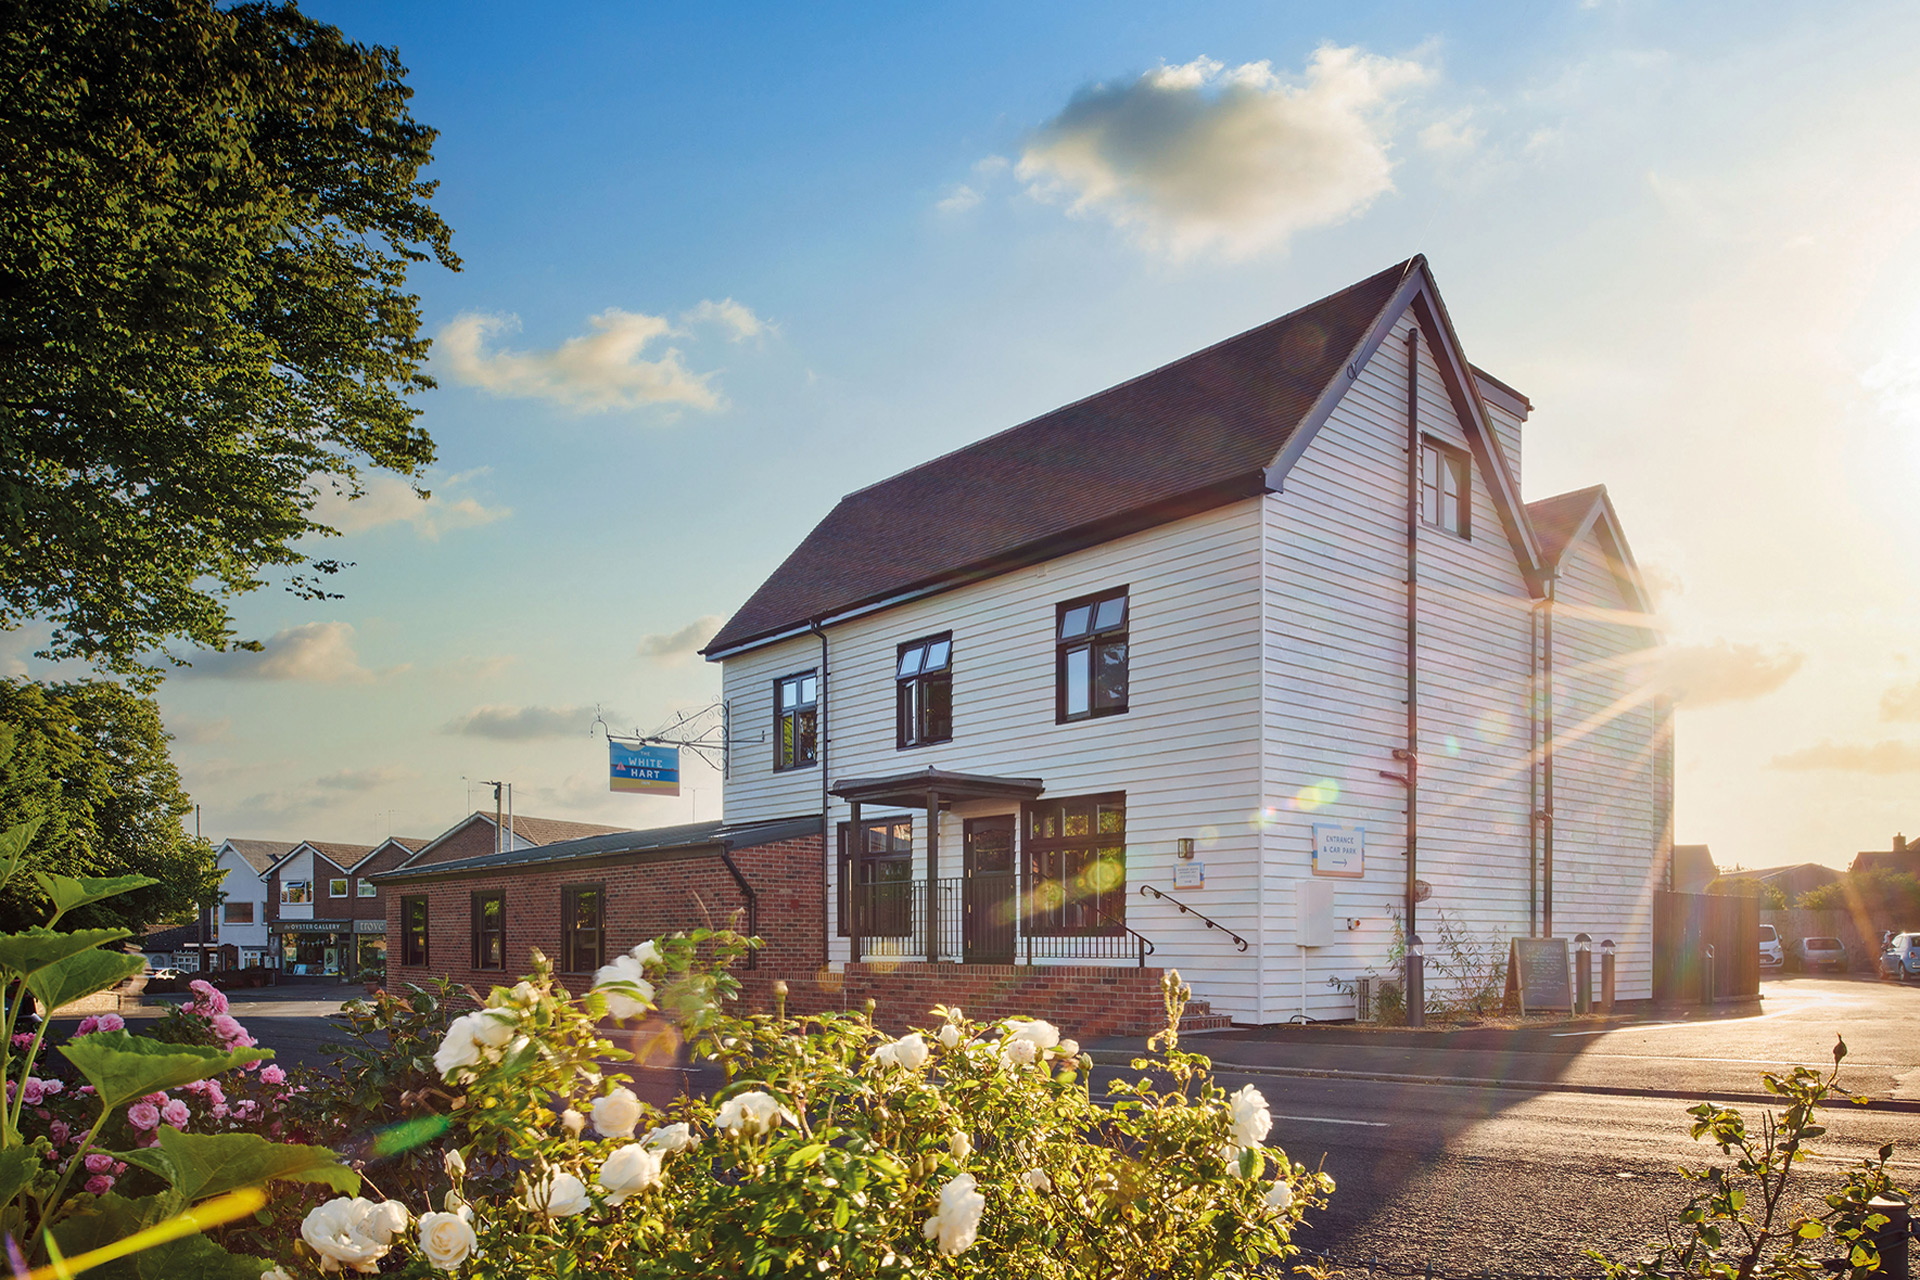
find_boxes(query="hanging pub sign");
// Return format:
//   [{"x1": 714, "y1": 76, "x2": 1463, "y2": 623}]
[
  {"x1": 1311, "y1": 823, "x2": 1365, "y2": 878},
  {"x1": 610, "y1": 742, "x2": 680, "y2": 796}
]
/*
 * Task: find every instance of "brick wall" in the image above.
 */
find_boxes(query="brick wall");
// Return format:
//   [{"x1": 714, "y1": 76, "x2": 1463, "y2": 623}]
[
  {"x1": 385, "y1": 835, "x2": 827, "y2": 994},
  {"x1": 758, "y1": 963, "x2": 1175, "y2": 1039},
  {"x1": 404, "y1": 817, "x2": 500, "y2": 870}
]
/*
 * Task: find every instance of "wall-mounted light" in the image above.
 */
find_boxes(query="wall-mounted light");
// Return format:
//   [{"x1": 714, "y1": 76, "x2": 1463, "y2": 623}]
[
  {"x1": 1175, "y1": 838, "x2": 1195, "y2": 860},
  {"x1": 1346, "y1": 917, "x2": 1363, "y2": 931}
]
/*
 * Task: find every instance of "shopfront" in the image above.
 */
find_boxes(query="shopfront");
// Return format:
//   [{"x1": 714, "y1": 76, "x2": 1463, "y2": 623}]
[{"x1": 271, "y1": 919, "x2": 351, "y2": 979}]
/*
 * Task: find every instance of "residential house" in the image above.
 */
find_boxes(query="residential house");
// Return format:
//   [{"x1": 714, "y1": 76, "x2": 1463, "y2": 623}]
[
  {"x1": 1851, "y1": 834, "x2": 1920, "y2": 877},
  {"x1": 1715, "y1": 862, "x2": 1839, "y2": 904},
  {"x1": 386, "y1": 258, "x2": 1670, "y2": 1033},
  {"x1": 264, "y1": 838, "x2": 429, "y2": 980},
  {"x1": 208, "y1": 838, "x2": 294, "y2": 969},
  {"x1": 1667, "y1": 844, "x2": 1718, "y2": 895}
]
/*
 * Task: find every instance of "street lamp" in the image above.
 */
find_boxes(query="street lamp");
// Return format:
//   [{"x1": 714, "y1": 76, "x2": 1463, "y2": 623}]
[
  {"x1": 1574, "y1": 933, "x2": 1593, "y2": 1014},
  {"x1": 1599, "y1": 938, "x2": 1616, "y2": 1013},
  {"x1": 1406, "y1": 933, "x2": 1425, "y2": 1028}
]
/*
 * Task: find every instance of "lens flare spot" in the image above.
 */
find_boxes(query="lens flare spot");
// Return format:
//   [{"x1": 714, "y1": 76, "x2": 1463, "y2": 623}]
[
  {"x1": 370, "y1": 1112, "x2": 452, "y2": 1158},
  {"x1": 1084, "y1": 858, "x2": 1124, "y2": 891},
  {"x1": 1292, "y1": 779, "x2": 1340, "y2": 811},
  {"x1": 1197, "y1": 825, "x2": 1220, "y2": 847},
  {"x1": 1477, "y1": 708, "x2": 1512, "y2": 743},
  {"x1": 1444, "y1": 735, "x2": 1461, "y2": 757}
]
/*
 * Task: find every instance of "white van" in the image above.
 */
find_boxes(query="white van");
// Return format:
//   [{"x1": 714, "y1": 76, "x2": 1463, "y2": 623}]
[{"x1": 1757, "y1": 924, "x2": 1784, "y2": 970}]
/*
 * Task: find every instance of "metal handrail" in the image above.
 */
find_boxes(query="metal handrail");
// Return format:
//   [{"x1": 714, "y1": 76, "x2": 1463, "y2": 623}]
[
  {"x1": 1139, "y1": 884, "x2": 1250, "y2": 952},
  {"x1": 1090, "y1": 902, "x2": 1157, "y2": 968}
]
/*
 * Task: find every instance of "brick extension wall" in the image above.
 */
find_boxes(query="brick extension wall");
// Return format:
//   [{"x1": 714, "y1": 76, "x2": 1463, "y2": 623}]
[{"x1": 385, "y1": 833, "x2": 1175, "y2": 1038}]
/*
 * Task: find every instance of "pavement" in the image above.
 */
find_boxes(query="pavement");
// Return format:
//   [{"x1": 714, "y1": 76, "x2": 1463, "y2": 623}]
[{"x1": 1088, "y1": 973, "x2": 1920, "y2": 1111}]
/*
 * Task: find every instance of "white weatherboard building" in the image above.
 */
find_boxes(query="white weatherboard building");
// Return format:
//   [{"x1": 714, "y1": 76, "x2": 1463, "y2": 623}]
[{"x1": 702, "y1": 258, "x2": 1671, "y2": 1024}]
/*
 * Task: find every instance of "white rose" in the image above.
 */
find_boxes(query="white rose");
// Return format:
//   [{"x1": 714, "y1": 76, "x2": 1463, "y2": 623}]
[
  {"x1": 871, "y1": 1031, "x2": 928, "y2": 1072},
  {"x1": 590, "y1": 1086, "x2": 642, "y2": 1140},
  {"x1": 716, "y1": 1089, "x2": 793, "y2": 1136},
  {"x1": 511, "y1": 981, "x2": 537, "y2": 1003},
  {"x1": 922, "y1": 1172, "x2": 985, "y2": 1255},
  {"x1": 1000, "y1": 1018, "x2": 1060, "y2": 1067},
  {"x1": 949, "y1": 1130, "x2": 971, "y2": 1162},
  {"x1": 1265, "y1": 1178, "x2": 1294, "y2": 1214},
  {"x1": 1000, "y1": 1037, "x2": 1038, "y2": 1068},
  {"x1": 938, "y1": 1023, "x2": 961, "y2": 1050},
  {"x1": 300, "y1": 1197, "x2": 407, "y2": 1274},
  {"x1": 417, "y1": 1208, "x2": 478, "y2": 1272},
  {"x1": 523, "y1": 1170, "x2": 591, "y2": 1218},
  {"x1": 1023, "y1": 1168, "x2": 1052, "y2": 1192},
  {"x1": 468, "y1": 1010, "x2": 515, "y2": 1049},
  {"x1": 444, "y1": 1148, "x2": 466, "y2": 1182},
  {"x1": 561, "y1": 1108, "x2": 586, "y2": 1137},
  {"x1": 598, "y1": 1143, "x2": 664, "y2": 1205},
  {"x1": 592, "y1": 955, "x2": 656, "y2": 1020},
  {"x1": 1057, "y1": 1038, "x2": 1079, "y2": 1059},
  {"x1": 432, "y1": 1020, "x2": 482, "y2": 1081},
  {"x1": 262, "y1": 1269, "x2": 295, "y2": 1280},
  {"x1": 869, "y1": 1041, "x2": 898, "y2": 1070},
  {"x1": 631, "y1": 939, "x2": 661, "y2": 968},
  {"x1": 1228, "y1": 1084, "x2": 1272, "y2": 1149},
  {"x1": 642, "y1": 1122, "x2": 696, "y2": 1154}
]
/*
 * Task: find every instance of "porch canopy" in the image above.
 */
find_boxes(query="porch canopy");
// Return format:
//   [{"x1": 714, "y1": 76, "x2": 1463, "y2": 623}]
[{"x1": 831, "y1": 768, "x2": 1044, "y2": 963}]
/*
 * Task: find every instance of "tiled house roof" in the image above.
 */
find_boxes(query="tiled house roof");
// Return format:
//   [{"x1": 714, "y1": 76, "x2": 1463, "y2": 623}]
[
  {"x1": 705, "y1": 259, "x2": 1422, "y2": 655},
  {"x1": 1524, "y1": 485, "x2": 1607, "y2": 568},
  {"x1": 221, "y1": 839, "x2": 294, "y2": 874}
]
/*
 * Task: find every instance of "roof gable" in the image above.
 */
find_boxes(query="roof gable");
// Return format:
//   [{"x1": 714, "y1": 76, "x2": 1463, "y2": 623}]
[
  {"x1": 1524, "y1": 485, "x2": 1651, "y2": 614},
  {"x1": 397, "y1": 811, "x2": 632, "y2": 870},
  {"x1": 217, "y1": 839, "x2": 295, "y2": 875},
  {"x1": 704, "y1": 260, "x2": 1422, "y2": 657}
]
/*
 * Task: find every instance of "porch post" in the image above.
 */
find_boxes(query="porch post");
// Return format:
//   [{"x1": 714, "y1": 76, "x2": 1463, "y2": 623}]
[
  {"x1": 926, "y1": 791, "x2": 940, "y2": 963},
  {"x1": 848, "y1": 800, "x2": 861, "y2": 965}
]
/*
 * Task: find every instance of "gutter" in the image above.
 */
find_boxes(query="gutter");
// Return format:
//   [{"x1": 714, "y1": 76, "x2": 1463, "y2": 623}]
[
  {"x1": 811, "y1": 620, "x2": 830, "y2": 969},
  {"x1": 713, "y1": 842, "x2": 760, "y2": 970}
]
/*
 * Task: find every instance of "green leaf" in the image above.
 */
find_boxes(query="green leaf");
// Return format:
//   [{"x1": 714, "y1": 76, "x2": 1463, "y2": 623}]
[
  {"x1": 145, "y1": 1128, "x2": 358, "y2": 1202},
  {"x1": 60, "y1": 1032, "x2": 271, "y2": 1110},
  {"x1": 47, "y1": 1190, "x2": 267, "y2": 1280},
  {"x1": 0, "y1": 927, "x2": 131, "y2": 980},
  {"x1": 0, "y1": 1145, "x2": 42, "y2": 1210},
  {"x1": 0, "y1": 818, "x2": 44, "y2": 894},
  {"x1": 28, "y1": 948, "x2": 147, "y2": 1015},
  {"x1": 35, "y1": 872, "x2": 159, "y2": 922}
]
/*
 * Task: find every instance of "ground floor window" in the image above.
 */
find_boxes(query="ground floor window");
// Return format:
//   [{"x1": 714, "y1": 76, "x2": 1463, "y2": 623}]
[
  {"x1": 401, "y1": 896, "x2": 429, "y2": 966},
  {"x1": 838, "y1": 817, "x2": 913, "y2": 936},
  {"x1": 472, "y1": 891, "x2": 506, "y2": 970},
  {"x1": 1022, "y1": 792, "x2": 1125, "y2": 936},
  {"x1": 356, "y1": 936, "x2": 386, "y2": 981},
  {"x1": 561, "y1": 885, "x2": 605, "y2": 973},
  {"x1": 281, "y1": 934, "x2": 342, "y2": 976}
]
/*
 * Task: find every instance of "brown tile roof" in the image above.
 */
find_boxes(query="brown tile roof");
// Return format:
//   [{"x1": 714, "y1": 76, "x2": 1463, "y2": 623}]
[
  {"x1": 221, "y1": 838, "x2": 295, "y2": 874},
  {"x1": 1524, "y1": 485, "x2": 1606, "y2": 568},
  {"x1": 503, "y1": 814, "x2": 630, "y2": 845},
  {"x1": 705, "y1": 259, "x2": 1422, "y2": 655},
  {"x1": 302, "y1": 840, "x2": 375, "y2": 870}
]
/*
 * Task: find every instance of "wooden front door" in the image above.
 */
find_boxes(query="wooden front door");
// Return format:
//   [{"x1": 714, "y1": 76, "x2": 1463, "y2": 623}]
[{"x1": 963, "y1": 816, "x2": 1017, "y2": 964}]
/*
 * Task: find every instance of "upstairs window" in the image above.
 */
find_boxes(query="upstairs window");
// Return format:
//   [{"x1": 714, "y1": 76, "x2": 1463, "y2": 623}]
[
  {"x1": 1056, "y1": 589, "x2": 1129, "y2": 723},
  {"x1": 223, "y1": 902, "x2": 253, "y2": 925},
  {"x1": 358, "y1": 879, "x2": 378, "y2": 898},
  {"x1": 328, "y1": 878, "x2": 349, "y2": 898},
  {"x1": 896, "y1": 634, "x2": 953, "y2": 748},
  {"x1": 471, "y1": 891, "x2": 506, "y2": 971},
  {"x1": 281, "y1": 880, "x2": 311, "y2": 905},
  {"x1": 1421, "y1": 438, "x2": 1471, "y2": 538},
  {"x1": 774, "y1": 671, "x2": 818, "y2": 771}
]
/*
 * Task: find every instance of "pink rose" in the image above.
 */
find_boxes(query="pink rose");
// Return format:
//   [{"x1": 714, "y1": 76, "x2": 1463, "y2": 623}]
[
  {"x1": 41, "y1": 1079, "x2": 62, "y2": 1096},
  {"x1": 126, "y1": 1102, "x2": 159, "y2": 1131},
  {"x1": 47, "y1": 1121, "x2": 69, "y2": 1145},
  {"x1": 203, "y1": 1081, "x2": 225, "y2": 1105},
  {"x1": 112, "y1": 1161, "x2": 125, "y2": 1175},
  {"x1": 259, "y1": 1065, "x2": 285, "y2": 1086},
  {"x1": 210, "y1": 1103, "x2": 229, "y2": 1120},
  {"x1": 11, "y1": 1032, "x2": 36, "y2": 1049},
  {"x1": 83, "y1": 1175, "x2": 113, "y2": 1196},
  {"x1": 141, "y1": 1092, "x2": 168, "y2": 1105},
  {"x1": 209, "y1": 1015, "x2": 252, "y2": 1047},
  {"x1": 20, "y1": 1079, "x2": 44, "y2": 1105},
  {"x1": 188, "y1": 980, "x2": 228, "y2": 1016},
  {"x1": 160, "y1": 1100, "x2": 190, "y2": 1129},
  {"x1": 72, "y1": 1018, "x2": 97, "y2": 1038},
  {"x1": 95, "y1": 1014, "x2": 123, "y2": 1033},
  {"x1": 84, "y1": 1153, "x2": 113, "y2": 1174}
]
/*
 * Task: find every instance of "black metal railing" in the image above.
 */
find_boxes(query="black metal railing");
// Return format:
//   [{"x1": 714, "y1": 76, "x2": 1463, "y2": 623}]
[
  {"x1": 1140, "y1": 883, "x2": 1250, "y2": 951},
  {"x1": 849, "y1": 876, "x2": 1157, "y2": 967}
]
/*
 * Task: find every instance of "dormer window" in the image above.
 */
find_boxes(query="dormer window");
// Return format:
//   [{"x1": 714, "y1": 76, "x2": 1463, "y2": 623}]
[{"x1": 896, "y1": 633, "x2": 952, "y2": 748}]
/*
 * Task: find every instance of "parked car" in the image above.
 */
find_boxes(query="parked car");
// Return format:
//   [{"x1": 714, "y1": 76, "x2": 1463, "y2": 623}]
[
  {"x1": 1788, "y1": 936, "x2": 1848, "y2": 973},
  {"x1": 1757, "y1": 924, "x2": 1784, "y2": 970},
  {"x1": 1883, "y1": 933, "x2": 1920, "y2": 980}
]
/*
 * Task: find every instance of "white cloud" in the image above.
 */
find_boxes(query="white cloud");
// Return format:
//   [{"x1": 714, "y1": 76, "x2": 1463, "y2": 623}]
[
  {"x1": 309, "y1": 469, "x2": 510, "y2": 541},
  {"x1": 637, "y1": 615, "x2": 723, "y2": 664},
  {"x1": 186, "y1": 622, "x2": 372, "y2": 683},
  {"x1": 1016, "y1": 47, "x2": 1431, "y2": 258},
  {"x1": 1770, "y1": 740, "x2": 1920, "y2": 774},
  {"x1": 1881, "y1": 678, "x2": 1920, "y2": 722},
  {"x1": 445, "y1": 704, "x2": 602, "y2": 741},
  {"x1": 1419, "y1": 110, "x2": 1484, "y2": 154},
  {"x1": 317, "y1": 764, "x2": 418, "y2": 792},
  {"x1": 437, "y1": 309, "x2": 723, "y2": 413},
  {"x1": 167, "y1": 715, "x2": 233, "y2": 745},
  {"x1": 937, "y1": 185, "x2": 983, "y2": 214},
  {"x1": 1661, "y1": 640, "x2": 1804, "y2": 708},
  {"x1": 681, "y1": 298, "x2": 771, "y2": 342}
]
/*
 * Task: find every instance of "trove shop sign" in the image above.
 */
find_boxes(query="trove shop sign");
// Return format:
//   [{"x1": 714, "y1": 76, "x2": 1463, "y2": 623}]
[
  {"x1": 610, "y1": 742, "x2": 680, "y2": 796},
  {"x1": 1311, "y1": 823, "x2": 1365, "y2": 878}
]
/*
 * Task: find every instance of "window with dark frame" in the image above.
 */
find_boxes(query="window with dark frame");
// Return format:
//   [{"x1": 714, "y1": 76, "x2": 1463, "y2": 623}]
[
  {"x1": 560, "y1": 885, "x2": 605, "y2": 973},
  {"x1": 837, "y1": 817, "x2": 913, "y2": 937},
  {"x1": 1056, "y1": 589, "x2": 1129, "y2": 723},
  {"x1": 774, "y1": 670, "x2": 818, "y2": 771},
  {"x1": 471, "y1": 890, "x2": 506, "y2": 971},
  {"x1": 223, "y1": 902, "x2": 253, "y2": 925},
  {"x1": 895, "y1": 633, "x2": 952, "y2": 748},
  {"x1": 1420, "y1": 438, "x2": 1471, "y2": 538},
  {"x1": 1022, "y1": 793, "x2": 1125, "y2": 936},
  {"x1": 401, "y1": 896, "x2": 428, "y2": 966}
]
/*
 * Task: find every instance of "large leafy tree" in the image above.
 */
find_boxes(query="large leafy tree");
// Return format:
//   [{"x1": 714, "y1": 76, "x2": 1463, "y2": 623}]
[
  {"x1": 0, "y1": 680, "x2": 218, "y2": 933},
  {"x1": 0, "y1": 0, "x2": 458, "y2": 678}
]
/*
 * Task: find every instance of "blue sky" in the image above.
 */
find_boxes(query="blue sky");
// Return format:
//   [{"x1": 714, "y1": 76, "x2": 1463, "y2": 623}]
[{"x1": 39, "y1": 1, "x2": 1920, "y2": 868}]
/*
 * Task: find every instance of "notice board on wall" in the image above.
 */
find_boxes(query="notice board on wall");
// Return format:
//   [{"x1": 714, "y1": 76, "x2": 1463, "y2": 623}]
[{"x1": 1504, "y1": 937, "x2": 1572, "y2": 1013}]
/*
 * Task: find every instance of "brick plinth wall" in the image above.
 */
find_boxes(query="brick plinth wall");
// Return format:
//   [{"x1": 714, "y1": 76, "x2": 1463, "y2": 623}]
[
  {"x1": 745, "y1": 963, "x2": 1175, "y2": 1040},
  {"x1": 384, "y1": 834, "x2": 826, "y2": 995}
]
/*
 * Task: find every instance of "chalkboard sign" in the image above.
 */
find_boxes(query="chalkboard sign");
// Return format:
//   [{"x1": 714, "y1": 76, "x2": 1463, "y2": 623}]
[{"x1": 1504, "y1": 937, "x2": 1573, "y2": 1013}]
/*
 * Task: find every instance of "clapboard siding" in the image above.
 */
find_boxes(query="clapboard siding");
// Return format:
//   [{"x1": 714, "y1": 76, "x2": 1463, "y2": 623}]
[
  {"x1": 1548, "y1": 532, "x2": 1663, "y2": 999},
  {"x1": 720, "y1": 501, "x2": 1271, "y2": 1013},
  {"x1": 1263, "y1": 318, "x2": 1537, "y2": 1020}
]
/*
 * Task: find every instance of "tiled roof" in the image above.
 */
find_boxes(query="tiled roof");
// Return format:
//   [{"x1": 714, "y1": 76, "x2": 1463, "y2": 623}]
[
  {"x1": 303, "y1": 840, "x2": 375, "y2": 870},
  {"x1": 378, "y1": 815, "x2": 822, "y2": 882},
  {"x1": 138, "y1": 923, "x2": 213, "y2": 952},
  {"x1": 502, "y1": 814, "x2": 631, "y2": 845},
  {"x1": 705, "y1": 259, "x2": 1421, "y2": 655},
  {"x1": 221, "y1": 839, "x2": 294, "y2": 874},
  {"x1": 1524, "y1": 486, "x2": 1606, "y2": 568}
]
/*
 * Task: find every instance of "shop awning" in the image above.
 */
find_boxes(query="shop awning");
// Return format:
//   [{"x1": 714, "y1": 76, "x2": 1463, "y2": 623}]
[{"x1": 830, "y1": 768, "x2": 1044, "y2": 810}]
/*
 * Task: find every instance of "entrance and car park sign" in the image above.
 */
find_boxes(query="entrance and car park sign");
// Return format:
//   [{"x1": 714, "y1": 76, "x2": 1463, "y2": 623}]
[
  {"x1": 610, "y1": 742, "x2": 680, "y2": 795},
  {"x1": 1311, "y1": 823, "x2": 1365, "y2": 877}
]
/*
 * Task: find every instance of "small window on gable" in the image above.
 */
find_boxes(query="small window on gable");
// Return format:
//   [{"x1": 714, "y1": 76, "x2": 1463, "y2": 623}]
[
  {"x1": 1421, "y1": 438, "x2": 1471, "y2": 538},
  {"x1": 896, "y1": 633, "x2": 953, "y2": 748}
]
